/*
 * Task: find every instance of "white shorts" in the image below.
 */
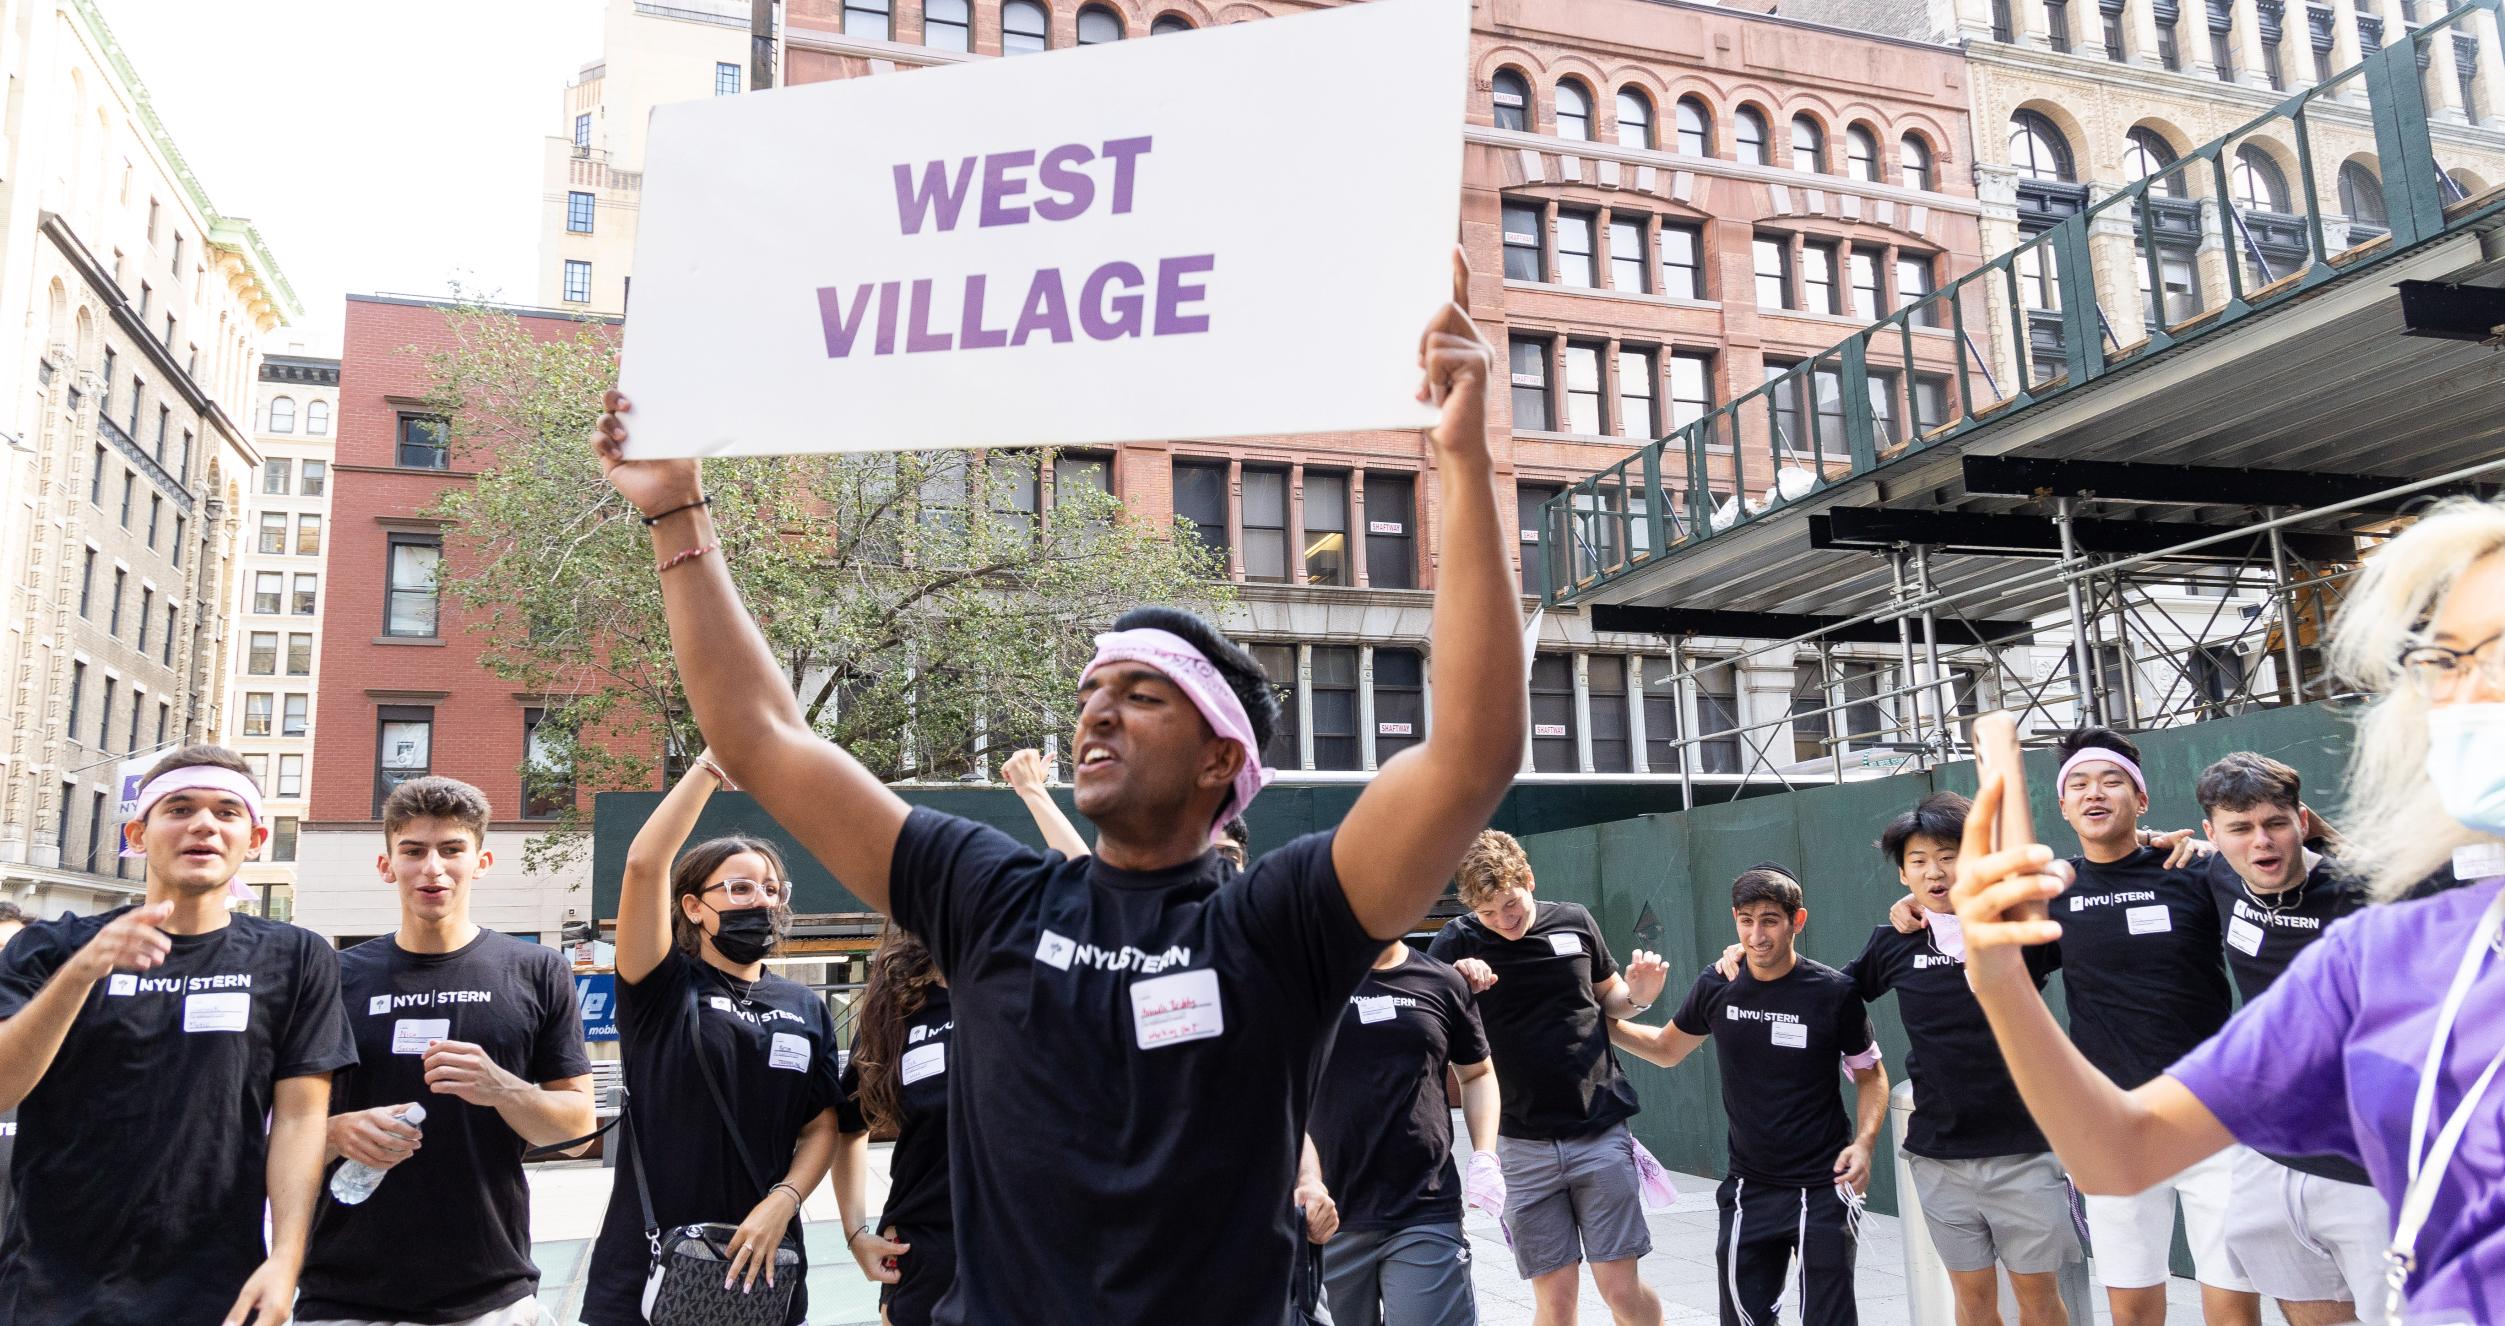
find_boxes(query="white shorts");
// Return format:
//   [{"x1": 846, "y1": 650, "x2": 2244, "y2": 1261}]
[
  {"x1": 2222, "y1": 1148, "x2": 2390, "y2": 1317},
  {"x1": 2081, "y1": 1146, "x2": 2252, "y2": 1291},
  {"x1": 300, "y1": 1297, "x2": 550, "y2": 1326}
]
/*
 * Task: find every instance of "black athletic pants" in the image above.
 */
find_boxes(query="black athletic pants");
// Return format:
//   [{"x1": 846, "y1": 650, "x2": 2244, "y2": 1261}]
[{"x1": 1714, "y1": 1175, "x2": 1857, "y2": 1326}]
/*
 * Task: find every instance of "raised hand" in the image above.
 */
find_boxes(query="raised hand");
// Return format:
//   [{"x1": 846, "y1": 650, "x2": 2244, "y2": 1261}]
[
  {"x1": 329, "y1": 1105, "x2": 422, "y2": 1170},
  {"x1": 64, "y1": 901, "x2": 175, "y2": 985},
  {"x1": 1623, "y1": 947, "x2": 1669, "y2": 1007},
  {"x1": 2147, "y1": 828, "x2": 2213, "y2": 869},
  {"x1": 1454, "y1": 957, "x2": 1498, "y2": 995},
  {"x1": 1417, "y1": 247, "x2": 1495, "y2": 465},
  {"x1": 589, "y1": 390, "x2": 703, "y2": 521},
  {"x1": 1950, "y1": 773, "x2": 2070, "y2": 976},
  {"x1": 1714, "y1": 942, "x2": 1744, "y2": 980},
  {"x1": 1002, "y1": 748, "x2": 1052, "y2": 796}
]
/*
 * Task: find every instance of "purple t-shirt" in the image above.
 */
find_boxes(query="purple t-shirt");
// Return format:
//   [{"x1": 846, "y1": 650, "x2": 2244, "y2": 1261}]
[{"x1": 2170, "y1": 878, "x2": 2505, "y2": 1324}]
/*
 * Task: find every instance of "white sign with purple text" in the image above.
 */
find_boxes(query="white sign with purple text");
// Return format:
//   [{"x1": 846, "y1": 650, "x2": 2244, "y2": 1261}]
[{"x1": 618, "y1": 0, "x2": 1468, "y2": 459}]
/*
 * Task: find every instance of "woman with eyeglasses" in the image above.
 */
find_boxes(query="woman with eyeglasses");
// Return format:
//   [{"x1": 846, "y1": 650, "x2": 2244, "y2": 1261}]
[
  {"x1": 580, "y1": 751, "x2": 845, "y2": 1326},
  {"x1": 1953, "y1": 496, "x2": 2505, "y2": 1324}
]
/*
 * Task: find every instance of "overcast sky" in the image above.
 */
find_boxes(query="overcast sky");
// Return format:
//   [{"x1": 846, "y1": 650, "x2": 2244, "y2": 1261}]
[{"x1": 95, "y1": 0, "x2": 609, "y2": 353}]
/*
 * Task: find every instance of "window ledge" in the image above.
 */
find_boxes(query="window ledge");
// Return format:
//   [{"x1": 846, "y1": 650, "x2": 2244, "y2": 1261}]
[
  {"x1": 1504, "y1": 279, "x2": 1720, "y2": 313},
  {"x1": 371, "y1": 635, "x2": 446, "y2": 647}
]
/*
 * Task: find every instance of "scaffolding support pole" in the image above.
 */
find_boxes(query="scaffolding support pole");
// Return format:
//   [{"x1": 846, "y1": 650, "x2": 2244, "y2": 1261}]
[
  {"x1": 2266, "y1": 508, "x2": 2308, "y2": 703},
  {"x1": 2055, "y1": 497, "x2": 2102, "y2": 727},
  {"x1": 1674, "y1": 636, "x2": 1697, "y2": 810},
  {"x1": 2108, "y1": 567, "x2": 2143, "y2": 728},
  {"x1": 1914, "y1": 544, "x2": 1950, "y2": 756},
  {"x1": 1889, "y1": 549, "x2": 1928, "y2": 770},
  {"x1": 1820, "y1": 637, "x2": 1847, "y2": 785}
]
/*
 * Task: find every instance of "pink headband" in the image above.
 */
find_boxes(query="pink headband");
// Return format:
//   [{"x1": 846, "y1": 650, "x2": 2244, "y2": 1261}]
[
  {"x1": 121, "y1": 767, "x2": 265, "y2": 900},
  {"x1": 2056, "y1": 749, "x2": 2147, "y2": 799},
  {"x1": 1083, "y1": 627, "x2": 1274, "y2": 826}
]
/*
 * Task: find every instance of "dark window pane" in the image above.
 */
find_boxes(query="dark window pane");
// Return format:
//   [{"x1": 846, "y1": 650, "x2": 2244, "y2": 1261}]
[
  {"x1": 1311, "y1": 646, "x2": 1360, "y2": 770},
  {"x1": 1589, "y1": 655, "x2": 1630, "y2": 772},
  {"x1": 1374, "y1": 647, "x2": 1424, "y2": 762},
  {"x1": 1172, "y1": 460, "x2": 1229, "y2": 566},
  {"x1": 1251, "y1": 644, "x2": 1299, "y2": 770},
  {"x1": 1364, "y1": 473, "x2": 1416, "y2": 590},
  {"x1": 1530, "y1": 653, "x2": 1576, "y2": 772},
  {"x1": 1303, "y1": 471, "x2": 1348, "y2": 586}
]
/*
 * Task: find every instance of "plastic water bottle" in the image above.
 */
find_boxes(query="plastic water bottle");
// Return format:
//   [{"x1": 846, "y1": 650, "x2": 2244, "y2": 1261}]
[{"x1": 328, "y1": 1102, "x2": 427, "y2": 1205}]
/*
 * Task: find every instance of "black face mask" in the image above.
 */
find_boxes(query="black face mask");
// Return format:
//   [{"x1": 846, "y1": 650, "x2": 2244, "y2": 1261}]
[{"x1": 706, "y1": 905, "x2": 780, "y2": 965}]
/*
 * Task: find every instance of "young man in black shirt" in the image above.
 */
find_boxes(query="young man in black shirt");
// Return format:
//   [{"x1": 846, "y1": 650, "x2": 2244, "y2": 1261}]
[
  {"x1": 588, "y1": 258, "x2": 1529, "y2": 1325},
  {"x1": 1431, "y1": 829, "x2": 1667, "y2": 1326},
  {"x1": 1615, "y1": 865, "x2": 1887, "y2": 1326},
  {"x1": 0, "y1": 745, "x2": 356, "y2": 1326},
  {"x1": 2191, "y1": 755, "x2": 2380, "y2": 1326},
  {"x1": 296, "y1": 777, "x2": 596, "y2": 1326}
]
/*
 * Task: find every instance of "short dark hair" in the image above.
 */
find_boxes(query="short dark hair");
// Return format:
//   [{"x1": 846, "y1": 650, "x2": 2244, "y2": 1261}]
[
  {"x1": 1732, "y1": 862, "x2": 1803, "y2": 913},
  {"x1": 1220, "y1": 817, "x2": 1249, "y2": 850},
  {"x1": 1879, "y1": 792, "x2": 1971, "y2": 866},
  {"x1": 1111, "y1": 607, "x2": 1279, "y2": 757},
  {"x1": 2055, "y1": 726, "x2": 2141, "y2": 768},
  {"x1": 141, "y1": 743, "x2": 255, "y2": 790},
  {"x1": 0, "y1": 901, "x2": 27, "y2": 926},
  {"x1": 2196, "y1": 753, "x2": 2303, "y2": 816},
  {"x1": 382, "y1": 776, "x2": 492, "y2": 846}
]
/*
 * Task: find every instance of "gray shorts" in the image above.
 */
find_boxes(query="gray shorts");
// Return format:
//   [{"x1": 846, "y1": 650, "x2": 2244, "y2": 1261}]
[
  {"x1": 1905, "y1": 1151, "x2": 2081, "y2": 1276},
  {"x1": 1319, "y1": 1223, "x2": 1478, "y2": 1326},
  {"x1": 2222, "y1": 1148, "x2": 2389, "y2": 1315},
  {"x1": 1496, "y1": 1123, "x2": 1653, "y2": 1280}
]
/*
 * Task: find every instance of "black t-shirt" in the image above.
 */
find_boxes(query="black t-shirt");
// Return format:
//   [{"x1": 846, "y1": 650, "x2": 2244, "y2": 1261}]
[
  {"x1": 1846, "y1": 923, "x2": 2057, "y2": 1160},
  {"x1": 2051, "y1": 847, "x2": 2234, "y2": 1090},
  {"x1": 2202, "y1": 854, "x2": 2375, "y2": 1185},
  {"x1": 1671, "y1": 958, "x2": 1875, "y2": 1188},
  {"x1": 888, "y1": 809, "x2": 1378, "y2": 1326},
  {"x1": 581, "y1": 948, "x2": 844, "y2": 1326},
  {"x1": 836, "y1": 984, "x2": 954, "y2": 1235},
  {"x1": 1426, "y1": 901, "x2": 1636, "y2": 1142},
  {"x1": 0, "y1": 907, "x2": 356, "y2": 1326},
  {"x1": 1308, "y1": 951, "x2": 1490, "y2": 1231},
  {"x1": 298, "y1": 931, "x2": 593, "y2": 1324}
]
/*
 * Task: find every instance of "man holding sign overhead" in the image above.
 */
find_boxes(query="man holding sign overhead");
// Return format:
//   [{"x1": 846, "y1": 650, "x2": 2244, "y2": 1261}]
[{"x1": 592, "y1": 229, "x2": 1522, "y2": 1325}]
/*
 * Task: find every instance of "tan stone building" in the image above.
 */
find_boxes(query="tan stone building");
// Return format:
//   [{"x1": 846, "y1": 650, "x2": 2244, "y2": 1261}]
[{"x1": 0, "y1": 0, "x2": 296, "y2": 915}]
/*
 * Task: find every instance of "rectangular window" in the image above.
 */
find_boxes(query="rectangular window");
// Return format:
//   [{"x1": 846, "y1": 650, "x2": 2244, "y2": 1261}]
[
  {"x1": 258, "y1": 511, "x2": 287, "y2": 556},
  {"x1": 67, "y1": 662, "x2": 85, "y2": 740},
  {"x1": 1767, "y1": 362, "x2": 1805, "y2": 450},
  {"x1": 78, "y1": 548, "x2": 96, "y2": 617},
  {"x1": 397, "y1": 414, "x2": 449, "y2": 469},
  {"x1": 1250, "y1": 644, "x2": 1300, "y2": 770},
  {"x1": 1660, "y1": 223, "x2": 1704, "y2": 299},
  {"x1": 1589, "y1": 655, "x2": 1631, "y2": 772},
  {"x1": 1529, "y1": 653, "x2": 1577, "y2": 772},
  {"x1": 1802, "y1": 242, "x2": 1840, "y2": 314},
  {"x1": 2047, "y1": 0, "x2": 2073, "y2": 49},
  {"x1": 136, "y1": 589, "x2": 152, "y2": 651},
  {"x1": 155, "y1": 405, "x2": 168, "y2": 458},
  {"x1": 987, "y1": 452, "x2": 1040, "y2": 543},
  {"x1": 128, "y1": 378, "x2": 142, "y2": 433},
  {"x1": 108, "y1": 570, "x2": 125, "y2": 636},
  {"x1": 1561, "y1": 343, "x2": 1606, "y2": 435},
  {"x1": 1363, "y1": 473, "x2": 1416, "y2": 590},
  {"x1": 162, "y1": 606, "x2": 176, "y2": 664},
  {"x1": 2106, "y1": 8, "x2": 2128, "y2": 59},
  {"x1": 146, "y1": 495, "x2": 160, "y2": 549},
  {"x1": 1641, "y1": 657, "x2": 1682, "y2": 772},
  {"x1": 1914, "y1": 374, "x2": 1951, "y2": 435},
  {"x1": 125, "y1": 692, "x2": 140, "y2": 756},
  {"x1": 1849, "y1": 249, "x2": 1884, "y2": 322},
  {"x1": 243, "y1": 691, "x2": 273, "y2": 737},
  {"x1": 1696, "y1": 659, "x2": 1741, "y2": 773},
  {"x1": 263, "y1": 458, "x2": 292, "y2": 494},
  {"x1": 385, "y1": 535, "x2": 443, "y2": 638},
  {"x1": 1311, "y1": 646, "x2": 1360, "y2": 770},
  {"x1": 1302, "y1": 471, "x2": 1349, "y2": 587},
  {"x1": 715, "y1": 61, "x2": 742, "y2": 95},
  {"x1": 1051, "y1": 451, "x2": 1112, "y2": 519},
  {"x1": 573, "y1": 112, "x2": 591, "y2": 151},
  {"x1": 2158, "y1": 22, "x2": 2181, "y2": 68},
  {"x1": 253, "y1": 571, "x2": 282, "y2": 615},
  {"x1": 1501, "y1": 202, "x2": 1545, "y2": 281},
  {"x1": 1609, "y1": 217, "x2": 1648, "y2": 293},
  {"x1": 286, "y1": 633, "x2": 313, "y2": 675},
  {"x1": 88, "y1": 790, "x2": 107, "y2": 874},
  {"x1": 374, "y1": 706, "x2": 433, "y2": 817},
  {"x1": 524, "y1": 707, "x2": 576, "y2": 818},
  {"x1": 1867, "y1": 371, "x2": 1900, "y2": 446},
  {"x1": 2212, "y1": 27, "x2": 2236, "y2": 79},
  {"x1": 119, "y1": 472, "x2": 134, "y2": 527},
  {"x1": 1240, "y1": 466, "x2": 1289, "y2": 583},
  {"x1": 1896, "y1": 255, "x2": 1939, "y2": 328},
  {"x1": 1617, "y1": 348, "x2": 1657, "y2": 439},
  {"x1": 1792, "y1": 662, "x2": 1834, "y2": 763},
  {"x1": 1373, "y1": 648, "x2": 1424, "y2": 762},
  {"x1": 270, "y1": 817, "x2": 299, "y2": 862},
  {"x1": 156, "y1": 701, "x2": 170, "y2": 749},
  {"x1": 173, "y1": 514, "x2": 185, "y2": 566},
  {"x1": 301, "y1": 460, "x2": 326, "y2": 496},
  {"x1": 924, "y1": 0, "x2": 971, "y2": 49},
  {"x1": 1518, "y1": 483, "x2": 1561, "y2": 598},
  {"x1": 1839, "y1": 660, "x2": 1889, "y2": 750},
  {"x1": 1754, "y1": 236, "x2": 1793, "y2": 309},
  {"x1": 1171, "y1": 460, "x2": 1229, "y2": 567},
  {"x1": 295, "y1": 514, "x2": 322, "y2": 556},
  {"x1": 841, "y1": 0, "x2": 891, "y2": 39},
  {"x1": 1669, "y1": 352, "x2": 1713, "y2": 427},
  {"x1": 562, "y1": 260, "x2": 591, "y2": 304},
  {"x1": 90, "y1": 445, "x2": 105, "y2": 505},
  {"x1": 566, "y1": 191, "x2": 595, "y2": 233},
  {"x1": 248, "y1": 631, "x2": 278, "y2": 674},
  {"x1": 1556, "y1": 210, "x2": 1598, "y2": 287},
  {"x1": 293, "y1": 573, "x2": 319, "y2": 616},
  {"x1": 1509, "y1": 337, "x2": 1552, "y2": 431}
]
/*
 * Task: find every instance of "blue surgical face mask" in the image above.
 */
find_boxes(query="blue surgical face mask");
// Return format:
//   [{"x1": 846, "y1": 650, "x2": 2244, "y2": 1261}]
[{"x1": 2426, "y1": 703, "x2": 2505, "y2": 838}]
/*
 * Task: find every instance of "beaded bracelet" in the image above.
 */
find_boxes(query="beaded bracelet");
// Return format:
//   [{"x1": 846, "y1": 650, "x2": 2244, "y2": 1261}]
[{"x1": 658, "y1": 542, "x2": 717, "y2": 573}]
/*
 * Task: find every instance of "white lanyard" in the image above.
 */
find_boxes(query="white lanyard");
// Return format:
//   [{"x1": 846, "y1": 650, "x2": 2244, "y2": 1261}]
[{"x1": 2384, "y1": 890, "x2": 2505, "y2": 1325}]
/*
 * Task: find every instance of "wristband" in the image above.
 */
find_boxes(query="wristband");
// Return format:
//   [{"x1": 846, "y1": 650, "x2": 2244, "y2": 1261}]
[
  {"x1": 640, "y1": 495, "x2": 710, "y2": 527},
  {"x1": 770, "y1": 1182, "x2": 802, "y2": 1209},
  {"x1": 847, "y1": 1222, "x2": 874, "y2": 1246},
  {"x1": 657, "y1": 542, "x2": 717, "y2": 574}
]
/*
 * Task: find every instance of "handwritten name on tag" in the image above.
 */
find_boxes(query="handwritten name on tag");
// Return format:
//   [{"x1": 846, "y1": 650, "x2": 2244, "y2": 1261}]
[{"x1": 1131, "y1": 969, "x2": 1224, "y2": 1049}]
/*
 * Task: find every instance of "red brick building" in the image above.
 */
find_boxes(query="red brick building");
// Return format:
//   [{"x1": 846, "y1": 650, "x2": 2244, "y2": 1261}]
[{"x1": 295, "y1": 295, "x2": 618, "y2": 942}]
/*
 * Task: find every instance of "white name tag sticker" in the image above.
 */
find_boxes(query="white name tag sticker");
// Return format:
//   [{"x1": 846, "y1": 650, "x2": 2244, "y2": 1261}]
[
  {"x1": 709, "y1": 995, "x2": 736, "y2": 1013},
  {"x1": 1770, "y1": 1021, "x2": 1809, "y2": 1049},
  {"x1": 1131, "y1": 968, "x2": 1225, "y2": 1050},
  {"x1": 768, "y1": 1031, "x2": 812, "y2": 1073},
  {"x1": 1547, "y1": 932, "x2": 1585, "y2": 957},
  {"x1": 2227, "y1": 917, "x2": 2266, "y2": 956},
  {"x1": 2126, "y1": 904, "x2": 2173, "y2": 936},
  {"x1": 391, "y1": 1018, "x2": 451, "y2": 1055},
  {"x1": 900, "y1": 1041, "x2": 946, "y2": 1084},
  {"x1": 1356, "y1": 996, "x2": 1396, "y2": 1025},
  {"x1": 183, "y1": 991, "x2": 250, "y2": 1034}
]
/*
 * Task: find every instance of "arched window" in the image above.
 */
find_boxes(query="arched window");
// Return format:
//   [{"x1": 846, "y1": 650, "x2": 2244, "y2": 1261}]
[
  {"x1": 1075, "y1": 5, "x2": 1123, "y2": 44},
  {"x1": 1735, "y1": 106, "x2": 1769, "y2": 165},
  {"x1": 1790, "y1": 114, "x2": 1825, "y2": 173},
  {"x1": 2338, "y1": 160, "x2": 2386, "y2": 226},
  {"x1": 1003, "y1": 0, "x2": 1048, "y2": 53},
  {"x1": 305, "y1": 400, "x2": 330, "y2": 436},
  {"x1": 2007, "y1": 110, "x2": 2074, "y2": 182},
  {"x1": 267, "y1": 396, "x2": 295, "y2": 434},
  {"x1": 1900, "y1": 134, "x2": 1933, "y2": 191},
  {"x1": 1149, "y1": 13, "x2": 1192, "y2": 33},
  {"x1": 1845, "y1": 125, "x2": 1879, "y2": 182},
  {"x1": 1491, "y1": 69, "x2": 1530, "y2": 133},
  {"x1": 1615, "y1": 87, "x2": 1653, "y2": 149},
  {"x1": 1676, "y1": 97, "x2": 1712, "y2": 156},
  {"x1": 2122, "y1": 127, "x2": 2181, "y2": 196},
  {"x1": 2230, "y1": 144, "x2": 2288, "y2": 212},
  {"x1": 1555, "y1": 79, "x2": 1594, "y2": 141}
]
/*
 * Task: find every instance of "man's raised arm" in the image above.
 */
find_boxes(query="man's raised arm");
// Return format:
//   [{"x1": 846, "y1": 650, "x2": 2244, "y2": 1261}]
[
  {"x1": 1333, "y1": 253, "x2": 1529, "y2": 939},
  {"x1": 593, "y1": 393, "x2": 909, "y2": 914}
]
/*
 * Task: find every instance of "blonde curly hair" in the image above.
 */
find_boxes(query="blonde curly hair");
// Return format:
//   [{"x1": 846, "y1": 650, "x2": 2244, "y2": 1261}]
[{"x1": 1456, "y1": 829, "x2": 1532, "y2": 909}]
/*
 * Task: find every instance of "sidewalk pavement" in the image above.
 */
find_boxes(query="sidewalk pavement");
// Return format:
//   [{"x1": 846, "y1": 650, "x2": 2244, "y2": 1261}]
[{"x1": 523, "y1": 1150, "x2": 2257, "y2": 1325}]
